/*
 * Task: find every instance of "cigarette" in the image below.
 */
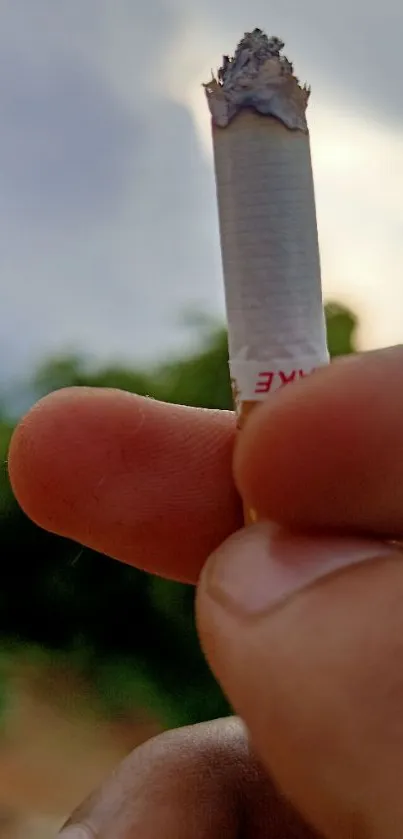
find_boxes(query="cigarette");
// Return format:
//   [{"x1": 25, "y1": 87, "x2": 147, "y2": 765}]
[{"x1": 204, "y1": 29, "x2": 329, "y2": 520}]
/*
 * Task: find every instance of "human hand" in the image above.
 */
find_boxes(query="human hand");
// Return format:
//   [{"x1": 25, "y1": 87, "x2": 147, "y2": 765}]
[{"x1": 8, "y1": 347, "x2": 403, "y2": 838}]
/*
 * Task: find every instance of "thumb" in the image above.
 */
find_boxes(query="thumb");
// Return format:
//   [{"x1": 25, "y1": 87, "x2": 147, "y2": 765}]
[{"x1": 196, "y1": 524, "x2": 403, "y2": 839}]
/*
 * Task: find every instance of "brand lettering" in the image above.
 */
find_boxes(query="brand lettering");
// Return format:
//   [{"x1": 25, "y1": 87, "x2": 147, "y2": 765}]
[
  {"x1": 279, "y1": 370, "x2": 296, "y2": 386},
  {"x1": 254, "y1": 368, "x2": 316, "y2": 394},
  {"x1": 254, "y1": 371, "x2": 275, "y2": 394}
]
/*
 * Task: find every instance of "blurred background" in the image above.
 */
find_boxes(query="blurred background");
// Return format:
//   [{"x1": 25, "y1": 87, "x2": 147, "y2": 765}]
[{"x1": 0, "y1": 1, "x2": 400, "y2": 836}]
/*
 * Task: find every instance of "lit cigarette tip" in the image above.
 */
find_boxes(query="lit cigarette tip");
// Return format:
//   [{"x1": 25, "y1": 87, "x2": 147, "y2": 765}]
[{"x1": 204, "y1": 27, "x2": 310, "y2": 132}]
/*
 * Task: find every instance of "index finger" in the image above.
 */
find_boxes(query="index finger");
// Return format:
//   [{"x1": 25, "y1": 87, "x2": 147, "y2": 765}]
[
  {"x1": 10, "y1": 348, "x2": 403, "y2": 587},
  {"x1": 8, "y1": 389, "x2": 241, "y2": 584}
]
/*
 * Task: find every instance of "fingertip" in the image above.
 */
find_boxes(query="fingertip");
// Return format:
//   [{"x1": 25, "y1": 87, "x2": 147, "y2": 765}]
[
  {"x1": 232, "y1": 368, "x2": 334, "y2": 525},
  {"x1": 7, "y1": 387, "x2": 241, "y2": 581},
  {"x1": 233, "y1": 349, "x2": 403, "y2": 534},
  {"x1": 8, "y1": 387, "x2": 143, "y2": 533},
  {"x1": 8, "y1": 388, "x2": 80, "y2": 524}
]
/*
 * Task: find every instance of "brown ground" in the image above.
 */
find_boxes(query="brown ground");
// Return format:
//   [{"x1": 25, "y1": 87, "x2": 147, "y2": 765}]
[{"x1": 0, "y1": 658, "x2": 162, "y2": 838}]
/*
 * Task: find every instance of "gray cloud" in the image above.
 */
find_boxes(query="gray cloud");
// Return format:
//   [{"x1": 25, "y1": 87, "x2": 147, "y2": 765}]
[
  {"x1": 0, "y1": 93, "x2": 222, "y2": 386},
  {"x1": 0, "y1": 0, "x2": 402, "y2": 402},
  {"x1": 0, "y1": 47, "x2": 138, "y2": 223},
  {"x1": 0, "y1": 0, "x2": 184, "y2": 225}
]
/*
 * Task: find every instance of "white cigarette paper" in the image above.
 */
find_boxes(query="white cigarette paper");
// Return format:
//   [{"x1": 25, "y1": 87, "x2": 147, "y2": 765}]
[{"x1": 204, "y1": 29, "x2": 329, "y2": 413}]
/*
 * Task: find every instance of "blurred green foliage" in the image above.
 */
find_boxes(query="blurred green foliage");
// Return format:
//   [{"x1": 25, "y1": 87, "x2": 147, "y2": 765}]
[{"x1": 0, "y1": 302, "x2": 357, "y2": 726}]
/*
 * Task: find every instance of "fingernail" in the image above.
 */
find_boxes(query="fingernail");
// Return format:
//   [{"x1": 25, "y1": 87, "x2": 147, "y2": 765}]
[{"x1": 204, "y1": 523, "x2": 399, "y2": 617}]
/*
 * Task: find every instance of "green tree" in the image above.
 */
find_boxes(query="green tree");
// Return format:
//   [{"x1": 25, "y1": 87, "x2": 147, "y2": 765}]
[
  {"x1": 34, "y1": 355, "x2": 155, "y2": 400},
  {"x1": 325, "y1": 302, "x2": 358, "y2": 358}
]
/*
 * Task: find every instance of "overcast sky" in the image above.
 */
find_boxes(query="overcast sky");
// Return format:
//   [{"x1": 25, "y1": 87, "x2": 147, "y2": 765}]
[{"x1": 2, "y1": 0, "x2": 403, "y2": 391}]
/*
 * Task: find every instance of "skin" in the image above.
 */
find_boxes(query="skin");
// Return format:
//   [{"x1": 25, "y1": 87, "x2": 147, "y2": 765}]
[{"x1": 8, "y1": 345, "x2": 403, "y2": 838}]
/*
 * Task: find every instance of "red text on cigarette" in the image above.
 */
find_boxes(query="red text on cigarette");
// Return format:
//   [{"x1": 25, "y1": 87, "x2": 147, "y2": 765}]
[{"x1": 254, "y1": 369, "x2": 316, "y2": 394}]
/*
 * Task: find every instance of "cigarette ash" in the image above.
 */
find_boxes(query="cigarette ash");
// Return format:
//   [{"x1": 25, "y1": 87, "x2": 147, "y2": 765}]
[{"x1": 204, "y1": 28, "x2": 310, "y2": 131}]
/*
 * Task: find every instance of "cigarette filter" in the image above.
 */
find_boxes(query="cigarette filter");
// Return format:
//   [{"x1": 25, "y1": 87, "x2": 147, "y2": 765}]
[{"x1": 204, "y1": 29, "x2": 329, "y2": 444}]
